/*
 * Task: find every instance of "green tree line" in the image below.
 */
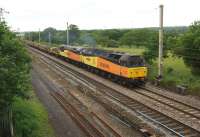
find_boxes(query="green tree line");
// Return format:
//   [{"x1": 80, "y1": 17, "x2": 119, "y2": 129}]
[
  {"x1": 25, "y1": 23, "x2": 200, "y2": 75},
  {"x1": 0, "y1": 21, "x2": 31, "y2": 136},
  {"x1": 1, "y1": 21, "x2": 55, "y2": 137},
  {"x1": 25, "y1": 24, "x2": 187, "y2": 48},
  {"x1": 24, "y1": 25, "x2": 187, "y2": 61},
  {"x1": 0, "y1": 22, "x2": 31, "y2": 110}
]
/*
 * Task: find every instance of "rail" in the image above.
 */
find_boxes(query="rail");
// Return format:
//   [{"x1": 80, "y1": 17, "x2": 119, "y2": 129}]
[{"x1": 29, "y1": 46, "x2": 200, "y2": 137}]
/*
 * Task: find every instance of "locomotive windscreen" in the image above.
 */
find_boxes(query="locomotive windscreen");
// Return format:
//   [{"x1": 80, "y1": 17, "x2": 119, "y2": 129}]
[
  {"x1": 128, "y1": 56, "x2": 145, "y2": 67},
  {"x1": 120, "y1": 55, "x2": 145, "y2": 67}
]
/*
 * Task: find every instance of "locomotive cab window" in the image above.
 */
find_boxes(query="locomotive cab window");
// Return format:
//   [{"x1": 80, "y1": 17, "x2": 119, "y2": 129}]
[
  {"x1": 128, "y1": 56, "x2": 145, "y2": 67},
  {"x1": 120, "y1": 55, "x2": 145, "y2": 67},
  {"x1": 59, "y1": 46, "x2": 70, "y2": 52},
  {"x1": 59, "y1": 46, "x2": 65, "y2": 52},
  {"x1": 107, "y1": 53, "x2": 122, "y2": 64}
]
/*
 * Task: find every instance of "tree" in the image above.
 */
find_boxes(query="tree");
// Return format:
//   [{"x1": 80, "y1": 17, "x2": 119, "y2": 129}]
[
  {"x1": 79, "y1": 32, "x2": 96, "y2": 47},
  {"x1": 101, "y1": 29, "x2": 124, "y2": 41},
  {"x1": 96, "y1": 35, "x2": 109, "y2": 47},
  {"x1": 142, "y1": 38, "x2": 159, "y2": 63},
  {"x1": 177, "y1": 21, "x2": 200, "y2": 74},
  {"x1": 24, "y1": 31, "x2": 38, "y2": 42},
  {"x1": 68, "y1": 24, "x2": 80, "y2": 44},
  {"x1": 120, "y1": 29, "x2": 155, "y2": 47},
  {"x1": 42, "y1": 27, "x2": 57, "y2": 43},
  {"x1": 141, "y1": 29, "x2": 177, "y2": 63},
  {"x1": 0, "y1": 22, "x2": 31, "y2": 110}
]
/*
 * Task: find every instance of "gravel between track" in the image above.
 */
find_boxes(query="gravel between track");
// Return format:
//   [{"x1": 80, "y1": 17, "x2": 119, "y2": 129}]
[{"x1": 31, "y1": 60, "x2": 87, "y2": 137}]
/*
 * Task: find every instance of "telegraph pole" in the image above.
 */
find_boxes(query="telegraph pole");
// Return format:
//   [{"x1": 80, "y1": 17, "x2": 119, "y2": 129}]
[
  {"x1": 158, "y1": 5, "x2": 164, "y2": 80},
  {"x1": 67, "y1": 22, "x2": 69, "y2": 45},
  {"x1": 48, "y1": 32, "x2": 51, "y2": 45},
  {"x1": 38, "y1": 29, "x2": 41, "y2": 44}
]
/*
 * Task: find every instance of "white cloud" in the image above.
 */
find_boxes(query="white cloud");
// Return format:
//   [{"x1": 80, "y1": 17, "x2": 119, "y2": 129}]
[{"x1": 1, "y1": 0, "x2": 200, "y2": 31}]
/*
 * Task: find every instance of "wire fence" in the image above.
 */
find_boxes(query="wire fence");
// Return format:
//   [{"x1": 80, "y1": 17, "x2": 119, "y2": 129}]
[{"x1": 0, "y1": 108, "x2": 13, "y2": 137}]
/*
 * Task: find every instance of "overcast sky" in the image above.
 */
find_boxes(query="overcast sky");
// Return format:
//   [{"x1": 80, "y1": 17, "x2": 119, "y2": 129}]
[{"x1": 1, "y1": 0, "x2": 200, "y2": 31}]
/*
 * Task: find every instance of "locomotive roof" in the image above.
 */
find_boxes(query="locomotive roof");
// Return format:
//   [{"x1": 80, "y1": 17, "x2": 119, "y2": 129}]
[
  {"x1": 60, "y1": 46, "x2": 142, "y2": 57},
  {"x1": 108, "y1": 52, "x2": 124, "y2": 56}
]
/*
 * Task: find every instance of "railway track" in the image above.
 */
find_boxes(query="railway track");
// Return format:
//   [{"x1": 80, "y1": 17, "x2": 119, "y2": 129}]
[
  {"x1": 66, "y1": 91, "x2": 123, "y2": 137},
  {"x1": 29, "y1": 46, "x2": 200, "y2": 137},
  {"x1": 99, "y1": 87, "x2": 199, "y2": 137},
  {"x1": 140, "y1": 85, "x2": 200, "y2": 113},
  {"x1": 33, "y1": 54, "x2": 125, "y2": 137},
  {"x1": 134, "y1": 87, "x2": 200, "y2": 120},
  {"x1": 51, "y1": 92, "x2": 107, "y2": 137}
]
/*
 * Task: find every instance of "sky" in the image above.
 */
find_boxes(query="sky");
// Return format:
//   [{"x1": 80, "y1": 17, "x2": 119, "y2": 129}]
[{"x1": 1, "y1": 0, "x2": 200, "y2": 31}]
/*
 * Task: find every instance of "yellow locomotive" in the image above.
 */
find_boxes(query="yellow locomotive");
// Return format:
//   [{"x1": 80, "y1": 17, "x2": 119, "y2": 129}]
[{"x1": 28, "y1": 41, "x2": 147, "y2": 84}]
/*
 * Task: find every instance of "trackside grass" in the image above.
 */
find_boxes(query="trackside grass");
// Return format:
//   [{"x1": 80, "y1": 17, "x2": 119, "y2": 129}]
[
  {"x1": 13, "y1": 91, "x2": 55, "y2": 137},
  {"x1": 149, "y1": 55, "x2": 200, "y2": 95}
]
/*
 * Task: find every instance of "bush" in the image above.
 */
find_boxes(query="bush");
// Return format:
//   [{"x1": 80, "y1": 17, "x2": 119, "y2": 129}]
[
  {"x1": 13, "y1": 96, "x2": 55, "y2": 137},
  {"x1": 0, "y1": 22, "x2": 31, "y2": 109},
  {"x1": 166, "y1": 67, "x2": 174, "y2": 74},
  {"x1": 177, "y1": 21, "x2": 200, "y2": 75}
]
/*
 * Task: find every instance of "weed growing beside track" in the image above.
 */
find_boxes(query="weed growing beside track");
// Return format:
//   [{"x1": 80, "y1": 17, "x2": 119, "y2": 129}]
[
  {"x1": 13, "y1": 91, "x2": 55, "y2": 137},
  {"x1": 148, "y1": 55, "x2": 200, "y2": 95}
]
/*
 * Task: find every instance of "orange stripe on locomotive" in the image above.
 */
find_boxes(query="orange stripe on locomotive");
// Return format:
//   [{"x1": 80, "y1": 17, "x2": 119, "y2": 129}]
[
  {"x1": 120, "y1": 66, "x2": 129, "y2": 78},
  {"x1": 97, "y1": 57, "x2": 121, "y2": 76},
  {"x1": 67, "y1": 51, "x2": 81, "y2": 62}
]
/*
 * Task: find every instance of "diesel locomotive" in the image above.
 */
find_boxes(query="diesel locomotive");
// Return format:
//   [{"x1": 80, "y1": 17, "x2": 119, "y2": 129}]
[{"x1": 28, "y1": 41, "x2": 147, "y2": 85}]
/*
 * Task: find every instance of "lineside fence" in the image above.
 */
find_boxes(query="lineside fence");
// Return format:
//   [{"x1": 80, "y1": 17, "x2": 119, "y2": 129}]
[{"x1": 0, "y1": 108, "x2": 13, "y2": 137}]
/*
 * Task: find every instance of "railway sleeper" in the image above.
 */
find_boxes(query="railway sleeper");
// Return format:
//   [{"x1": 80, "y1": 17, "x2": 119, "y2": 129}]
[
  {"x1": 178, "y1": 130, "x2": 194, "y2": 136},
  {"x1": 126, "y1": 103, "x2": 141, "y2": 108},
  {"x1": 159, "y1": 119, "x2": 173, "y2": 125},
  {"x1": 165, "y1": 122, "x2": 180, "y2": 128},
  {"x1": 131, "y1": 105, "x2": 142, "y2": 111},
  {"x1": 184, "y1": 132, "x2": 200, "y2": 137},
  {"x1": 153, "y1": 116, "x2": 167, "y2": 121},
  {"x1": 140, "y1": 111, "x2": 157, "y2": 116},
  {"x1": 172, "y1": 126, "x2": 185, "y2": 131},
  {"x1": 149, "y1": 116, "x2": 166, "y2": 121},
  {"x1": 138, "y1": 107, "x2": 150, "y2": 111},
  {"x1": 187, "y1": 110, "x2": 200, "y2": 114}
]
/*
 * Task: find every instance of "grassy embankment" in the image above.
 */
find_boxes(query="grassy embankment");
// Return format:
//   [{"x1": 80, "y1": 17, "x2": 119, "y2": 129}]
[
  {"x1": 13, "y1": 90, "x2": 55, "y2": 137},
  {"x1": 103, "y1": 46, "x2": 200, "y2": 95}
]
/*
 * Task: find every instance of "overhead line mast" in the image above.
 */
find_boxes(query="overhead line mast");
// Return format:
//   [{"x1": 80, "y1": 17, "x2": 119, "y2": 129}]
[
  {"x1": 158, "y1": 4, "x2": 164, "y2": 80},
  {"x1": 38, "y1": 28, "x2": 41, "y2": 44},
  {"x1": 49, "y1": 32, "x2": 51, "y2": 45},
  {"x1": 67, "y1": 22, "x2": 69, "y2": 45}
]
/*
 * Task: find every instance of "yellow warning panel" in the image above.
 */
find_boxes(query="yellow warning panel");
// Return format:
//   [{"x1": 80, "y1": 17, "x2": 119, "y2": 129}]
[
  {"x1": 82, "y1": 56, "x2": 97, "y2": 67},
  {"x1": 128, "y1": 67, "x2": 147, "y2": 78},
  {"x1": 59, "y1": 50, "x2": 68, "y2": 58}
]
